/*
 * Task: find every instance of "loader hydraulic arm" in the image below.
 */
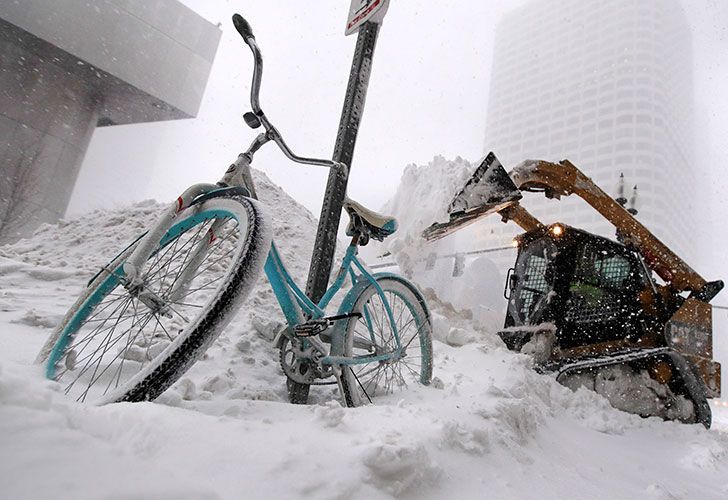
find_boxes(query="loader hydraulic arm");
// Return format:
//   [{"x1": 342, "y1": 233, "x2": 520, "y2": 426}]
[
  {"x1": 497, "y1": 203, "x2": 543, "y2": 233},
  {"x1": 501, "y1": 159, "x2": 711, "y2": 296}
]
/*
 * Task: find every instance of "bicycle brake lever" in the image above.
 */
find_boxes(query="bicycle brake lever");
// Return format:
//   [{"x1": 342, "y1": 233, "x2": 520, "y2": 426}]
[{"x1": 243, "y1": 111, "x2": 261, "y2": 129}]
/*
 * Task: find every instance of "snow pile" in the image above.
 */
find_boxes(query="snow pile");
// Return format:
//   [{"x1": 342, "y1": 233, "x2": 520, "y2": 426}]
[
  {"x1": 381, "y1": 155, "x2": 477, "y2": 277},
  {"x1": 0, "y1": 169, "x2": 324, "y2": 405},
  {"x1": 380, "y1": 155, "x2": 509, "y2": 320},
  {"x1": 1, "y1": 169, "x2": 728, "y2": 499}
]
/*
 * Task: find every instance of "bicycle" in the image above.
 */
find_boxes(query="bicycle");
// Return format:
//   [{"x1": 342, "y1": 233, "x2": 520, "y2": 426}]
[{"x1": 36, "y1": 13, "x2": 433, "y2": 408}]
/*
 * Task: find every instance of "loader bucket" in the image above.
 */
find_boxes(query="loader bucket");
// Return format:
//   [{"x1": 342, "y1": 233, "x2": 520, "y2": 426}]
[
  {"x1": 423, "y1": 152, "x2": 522, "y2": 241},
  {"x1": 448, "y1": 152, "x2": 522, "y2": 215}
]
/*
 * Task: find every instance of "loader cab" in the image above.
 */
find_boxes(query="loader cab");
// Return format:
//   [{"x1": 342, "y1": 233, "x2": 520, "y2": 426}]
[
  {"x1": 504, "y1": 223, "x2": 650, "y2": 350},
  {"x1": 505, "y1": 231, "x2": 558, "y2": 327}
]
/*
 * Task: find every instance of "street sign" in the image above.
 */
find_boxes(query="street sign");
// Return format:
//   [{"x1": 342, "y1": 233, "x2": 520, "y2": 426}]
[{"x1": 345, "y1": 0, "x2": 390, "y2": 35}]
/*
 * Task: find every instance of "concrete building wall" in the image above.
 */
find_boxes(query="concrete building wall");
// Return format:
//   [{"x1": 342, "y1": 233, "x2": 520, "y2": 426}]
[
  {"x1": 0, "y1": 19, "x2": 99, "y2": 240},
  {"x1": 479, "y1": 0, "x2": 695, "y2": 268},
  {"x1": 0, "y1": 0, "x2": 220, "y2": 242}
]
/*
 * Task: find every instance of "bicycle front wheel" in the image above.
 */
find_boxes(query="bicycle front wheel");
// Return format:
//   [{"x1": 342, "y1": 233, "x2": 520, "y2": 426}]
[
  {"x1": 37, "y1": 194, "x2": 271, "y2": 404},
  {"x1": 339, "y1": 277, "x2": 433, "y2": 407}
]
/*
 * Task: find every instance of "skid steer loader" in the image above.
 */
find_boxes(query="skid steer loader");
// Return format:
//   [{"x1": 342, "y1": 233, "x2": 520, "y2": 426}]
[{"x1": 424, "y1": 153, "x2": 722, "y2": 427}]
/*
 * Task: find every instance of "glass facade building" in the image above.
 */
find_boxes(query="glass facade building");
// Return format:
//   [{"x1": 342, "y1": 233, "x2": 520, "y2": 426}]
[{"x1": 479, "y1": 0, "x2": 695, "y2": 265}]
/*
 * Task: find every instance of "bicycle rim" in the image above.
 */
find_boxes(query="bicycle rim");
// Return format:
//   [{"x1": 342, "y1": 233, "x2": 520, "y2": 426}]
[
  {"x1": 341, "y1": 278, "x2": 432, "y2": 406},
  {"x1": 44, "y1": 197, "x2": 264, "y2": 403}
]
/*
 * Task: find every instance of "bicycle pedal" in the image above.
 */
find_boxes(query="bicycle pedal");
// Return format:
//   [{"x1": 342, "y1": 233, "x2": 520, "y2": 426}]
[
  {"x1": 293, "y1": 319, "x2": 330, "y2": 338},
  {"x1": 292, "y1": 313, "x2": 362, "y2": 338}
]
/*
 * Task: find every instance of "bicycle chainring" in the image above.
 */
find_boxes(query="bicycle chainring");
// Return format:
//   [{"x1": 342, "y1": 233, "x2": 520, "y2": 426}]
[{"x1": 279, "y1": 336, "x2": 321, "y2": 384}]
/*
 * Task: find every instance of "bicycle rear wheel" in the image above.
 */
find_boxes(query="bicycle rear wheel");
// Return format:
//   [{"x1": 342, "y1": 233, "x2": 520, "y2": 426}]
[
  {"x1": 37, "y1": 194, "x2": 271, "y2": 404},
  {"x1": 339, "y1": 277, "x2": 433, "y2": 407}
]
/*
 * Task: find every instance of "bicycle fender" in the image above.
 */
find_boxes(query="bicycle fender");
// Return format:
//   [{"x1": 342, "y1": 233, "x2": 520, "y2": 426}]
[
  {"x1": 189, "y1": 185, "x2": 251, "y2": 206},
  {"x1": 370, "y1": 272, "x2": 431, "y2": 320},
  {"x1": 327, "y1": 272, "x2": 429, "y2": 356}
]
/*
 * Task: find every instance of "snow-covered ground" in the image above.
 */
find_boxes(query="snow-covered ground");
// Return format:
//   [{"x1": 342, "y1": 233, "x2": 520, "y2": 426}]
[{"x1": 2, "y1": 169, "x2": 728, "y2": 500}]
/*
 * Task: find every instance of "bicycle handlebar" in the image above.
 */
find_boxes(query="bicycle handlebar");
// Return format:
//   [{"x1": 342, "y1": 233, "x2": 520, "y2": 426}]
[
  {"x1": 232, "y1": 14, "x2": 345, "y2": 173},
  {"x1": 233, "y1": 14, "x2": 263, "y2": 115},
  {"x1": 232, "y1": 14, "x2": 255, "y2": 42}
]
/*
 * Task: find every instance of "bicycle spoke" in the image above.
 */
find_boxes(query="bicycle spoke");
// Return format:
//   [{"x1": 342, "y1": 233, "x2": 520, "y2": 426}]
[
  {"x1": 165, "y1": 303, "x2": 191, "y2": 323},
  {"x1": 343, "y1": 282, "x2": 432, "y2": 406},
  {"x1": 66, "y1": 295, "x2": 135, "y2": 358},
  {"x1": 178, "y1": 237, "x2": 238, "y2": 284},
  {"x1": 151, "y1": 313, "x2": 175, "y2": 342},
  {"x1": 67, "y1": 298, "x2": 135, "y2": 399},
  {"x1": 142, "y1": 315, "x2": 162, "y2": 366},
  {"x1": 170, "y1": 301, "x2": 203, "y2": 308},
  {"x1": 149, "y1": 221, "x2": 208, "y2": 285},
  {"x1": 46, "y1": 201, "x2": 263, "y2": 404},
  {"x1": 63, "y1": 304, "x2": 152, "y2": 382},
  {"x1": 400, "y1": 358, "x2": 422, "y2": 377},
  {"x1": 174, "y1": 275, "x2": 225, "y2": 300},
  {"x1": 82, "y1": 293, "x2": 130, "y2": 324},
  {"x1": 164, "y1": 226, "x2": 211, "y2": 292},
  {"x1": 94, "y1": 313, "x2": 157, "y2": 397},
  {"x1": 113, "y1": 299, "x2": 147, "y2": 392},
  {"x1": 352, "y1": 364, "x2": 383, "y2": 380},
  {"x1": 163, "y1": 219, "x2": 237, "y2": 289}
]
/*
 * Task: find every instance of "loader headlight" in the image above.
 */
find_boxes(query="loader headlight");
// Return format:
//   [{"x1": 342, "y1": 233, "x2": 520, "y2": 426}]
[{"x1": 550, "y1": 224, "x2": 564, "y2": 237}]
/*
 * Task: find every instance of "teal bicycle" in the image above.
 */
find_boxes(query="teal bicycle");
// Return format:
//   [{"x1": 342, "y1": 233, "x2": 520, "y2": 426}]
[{"x1": 36, "y1": 13, "x2": 432, "y2": 407}]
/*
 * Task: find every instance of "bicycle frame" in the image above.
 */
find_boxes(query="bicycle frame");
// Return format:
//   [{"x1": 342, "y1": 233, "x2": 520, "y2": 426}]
[
  {"x1": 121, "y1": 159, "x2": 403, "y2": 372},
  {"x1": 265, "y1": 238, "x2": 404, "y2": 367}
]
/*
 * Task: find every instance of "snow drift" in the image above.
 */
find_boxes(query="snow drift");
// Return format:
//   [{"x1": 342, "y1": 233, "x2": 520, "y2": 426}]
[{"x1": 1, "y1": 167, "x2": 728, "y2": 500}]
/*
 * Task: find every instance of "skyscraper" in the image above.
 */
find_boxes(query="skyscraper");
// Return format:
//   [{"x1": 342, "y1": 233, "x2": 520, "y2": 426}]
[
  {"x1": 481, "y1": 0, "x2": 695, "y2": 262},
  {"x1": 0, "y1": 0, "x2": 220, "y2": 242}
]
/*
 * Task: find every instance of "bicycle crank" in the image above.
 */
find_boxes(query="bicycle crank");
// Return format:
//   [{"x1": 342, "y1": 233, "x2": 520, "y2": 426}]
[{"x1": 292, "y1": 312, "x2": 362, "y2": 338}]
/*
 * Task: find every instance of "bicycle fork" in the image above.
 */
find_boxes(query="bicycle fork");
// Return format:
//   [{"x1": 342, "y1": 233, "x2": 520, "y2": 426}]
[{"x1": 121, "y1": 182, "x2": 222, "y2": 314}]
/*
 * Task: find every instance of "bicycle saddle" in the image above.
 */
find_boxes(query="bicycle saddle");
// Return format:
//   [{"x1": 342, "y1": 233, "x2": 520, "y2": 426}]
[{"x1": 343, "y1": 197, "x2": 397, "y2": 244}]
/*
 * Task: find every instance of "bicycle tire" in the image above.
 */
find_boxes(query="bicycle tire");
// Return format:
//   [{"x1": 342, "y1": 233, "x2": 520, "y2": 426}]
[
  {"x1": 37, "y1": 194, "x2": 272, "y2": 404},
  {"x1": 286, "y1": 377, "x2": 311, "y2": 404},
  {"x1": 339, "y1": 277, "x2": 433, "y2": 407}
]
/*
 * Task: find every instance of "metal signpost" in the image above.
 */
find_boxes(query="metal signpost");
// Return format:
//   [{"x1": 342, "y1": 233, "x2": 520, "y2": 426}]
[{"x1": 304, "y1": 0, "x2": 390, "y2": 303}]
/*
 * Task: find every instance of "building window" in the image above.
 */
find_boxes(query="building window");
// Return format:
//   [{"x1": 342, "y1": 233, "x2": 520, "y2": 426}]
[{"x1": 598, "y1": 132, "x2": 613, "y2": 143}]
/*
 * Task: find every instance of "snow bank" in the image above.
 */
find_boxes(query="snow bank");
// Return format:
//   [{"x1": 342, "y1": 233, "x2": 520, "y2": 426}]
[
  {"x1": 1, "y1": 168, "x2": 728, "y2": 499},
  {"x1": 0, "y1": 169, "x2": 325, "y2": 404},
  {"x1": 381, "y1": 155, "x2": 476, "y2": 277},
  {"x1": 379, "y1": 155, "x2": 510, "y2": 321}
]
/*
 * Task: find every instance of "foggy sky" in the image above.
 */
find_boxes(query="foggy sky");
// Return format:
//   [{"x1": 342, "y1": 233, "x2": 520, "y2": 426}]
[
  {"x1": 69, "y1": 0, "x2": 520, "y2": 213},
  {"x1": 69, "y1": 0, "x2": 727, "y2": 276}
]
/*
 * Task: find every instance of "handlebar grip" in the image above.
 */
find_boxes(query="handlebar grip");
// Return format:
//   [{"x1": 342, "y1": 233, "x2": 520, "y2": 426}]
[{"x1": 232, "y1": 14, "x2": 255, "y2": 42}]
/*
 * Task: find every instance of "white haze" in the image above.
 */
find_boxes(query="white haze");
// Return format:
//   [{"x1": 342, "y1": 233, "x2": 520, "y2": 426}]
[
  {"x1": 68, "y1": 0, "x2": 727, "y2": 292},
  {"x1": 69, "y1": 0, "x2": 518, "y2": 214}
]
